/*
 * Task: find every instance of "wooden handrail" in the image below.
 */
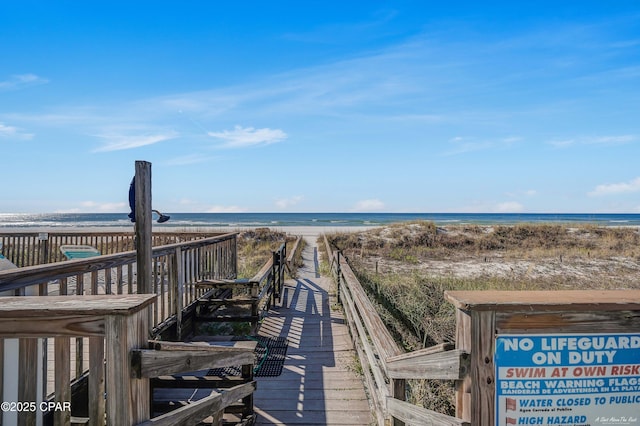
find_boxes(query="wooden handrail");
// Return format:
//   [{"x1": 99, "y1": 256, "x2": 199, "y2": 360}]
[
  {"x1": 386, "y1": 346, "x2": 469, "y2": 380},
  {"x1": 286, "y1": 236, "x2": 302, "y2": 267},
  {"x1": 0, "y1": 233, "x2": 238, "y2": 292},
  {"x1": 0, "y1": 230, "x2": 232, "y2": 267},
  {"x1": 323, "y1": 233, "x2": 465, "y2": 426},
  {"x1": 338, "y1": 257, "x2": 403, "y2": 364},
  {"x1": 136, "y1": 382, "x2": 256, "y2": 426},
  {"x1": 131, "y1": 348, "x2": 255, "y2": 378},
  {"x1": 0, "y1": 231, "x2": 239, "y2": 424},
  {"x1": 386, "y1": 399, "x2": 470, "y2": 426}
]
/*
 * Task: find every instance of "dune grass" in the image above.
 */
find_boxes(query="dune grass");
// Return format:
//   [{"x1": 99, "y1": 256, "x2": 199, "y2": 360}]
[
  {"x1": 236, "y1": 228, "x2": 300, "y2": 279},
  {"x1": 327, "y1": 221, "x2": 640, "y2": 415},
  {"x1": 198, "y1": 228, "x2": 301, "y2": 337}
]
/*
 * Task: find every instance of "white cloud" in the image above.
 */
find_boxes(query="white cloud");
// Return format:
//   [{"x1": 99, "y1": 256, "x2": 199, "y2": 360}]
[
  {"x1": 0, "y1": 122, "x2": 34, "y2": 140},
  {"x1": 205, "y1": 205, "x2": 249, "y2": 213},
  {"x1": 351, "y1": 199, "x2": 385, "y2": 212},
  {"x1": 93, "y1": 131, "x2": 178, "y2": 152},
  {"x1": 0, "y1": 74, "x2": 48, "y2": 91},
  {"x1": 208, "y1": 125, "x2": 287, "y2": 148},
  {"x1": 592, "y1": 135, "x2": 636, "y2": 145},
  {"x1": 549, "y1": 135, "x2": 636, "y2": 149},
  {"x1": 588, "y1": 177, "x2": 640, "y2": 196},
  {"x1": 275, "y1": 196, "x2": 303, "y2": 209},
  {"x1": 494, "y1": 201, "x2": 524, "y2": 213}
]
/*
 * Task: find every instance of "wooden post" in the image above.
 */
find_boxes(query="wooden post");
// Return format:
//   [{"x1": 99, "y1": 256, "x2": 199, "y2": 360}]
[
  {"x1": 391, "y1": 379, "x2": 406, "y2": 426},
  {"x1": 454, "y1": 309, "x2": 472, "y2": 421},
  {"x1": 134, "y1": 160, "x2": 153, "y2": 342},
  {"x1": 18, "y1": 339, "x2": 37, "y2": 426},
  {"x1": 241, "y1": 362, "x2": 254, "y2": 419},
  {"x1": 105, "y1": 309, "x2": 150, "y2": 425},
  {"x1": 470, "y1": 310, "x2": 495, "y2": 426},
  {"x1": 135, "y1": 160, "x2": 153, "y2": 296},
  {"x1": 271, "y1": 251, "x2": 278, "y2": 305},
  {"x1": 38, "y1": 233, "x2": 48, "y2": 265},
  {"x1": 175, "y1": 248, "x2": 184, "y2": 340},
  {"x1": 89, "y1": 336, "x2": 105, "y2": 426},
  {"x1": 54, "y1": 337, "x2": 71, "y2": 426},
  {"x1": 336, "y1": 251, "x2": 341, "y2": 304},
  {"x1": 251, "y1": 281, "x2": 259, "y2": 335}
]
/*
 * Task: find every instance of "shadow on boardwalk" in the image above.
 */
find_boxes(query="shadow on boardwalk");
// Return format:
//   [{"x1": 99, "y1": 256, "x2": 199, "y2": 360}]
[{"x1": 253, "y1": 239, "x2": 373, "y2": 425}]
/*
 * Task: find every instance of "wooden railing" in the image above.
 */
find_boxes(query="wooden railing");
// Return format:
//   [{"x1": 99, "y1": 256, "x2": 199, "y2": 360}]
[
  {"x1": 0, "y1": 294, "x2": 256, "y2": 426},
  {"x1": 194, "y1": 236, "x2": 303, "y2": 335},
  {"x1": 0, "y1": 232, "x2": 237, "y2": 421},
  {"x1": 0, "y1": 232, "x2": 237, "y2": 329},
  {"x1": 250, "y1": 240, "x2": 288, "y2": 321},
  {"x1": 0, "y1": 231, "x2": 228, "y2": 267},
  {"x1": 323, "y1": 235, "x2": 470, "y2": 426},
  {"x1": 0, "y1": 231, "x2": 303, "y2": 425}
]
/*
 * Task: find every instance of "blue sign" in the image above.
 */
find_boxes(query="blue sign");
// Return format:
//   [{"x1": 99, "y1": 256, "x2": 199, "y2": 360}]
[{"x1": 495, "y1": 333, "x2": 640, "y2": 426}]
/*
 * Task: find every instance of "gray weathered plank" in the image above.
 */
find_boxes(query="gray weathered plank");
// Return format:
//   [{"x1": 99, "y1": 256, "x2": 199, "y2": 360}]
[
  {"x1": 131, "y1": 349, "x2": 254, "y2": 378},
  {"x1": 445, "y1": 290, "x2": 640, "y2": 312},
  {"x1": 387, "y1": 398, "x2": 470, "y2": 426},
  {"x1": 254, "y1": 237, "x2": 373, "y2": 426},
  {"x1": 387, "y1": 347, "x2": 469, "y2": 380},
  {"x1": 140, "y1": 382, "x2": 255, "y2": 426}
]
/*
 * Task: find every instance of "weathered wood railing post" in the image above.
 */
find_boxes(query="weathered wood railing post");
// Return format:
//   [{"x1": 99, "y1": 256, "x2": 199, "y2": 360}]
[
  {"x1": 89, "y1": 336, "x2": 105, "y2": 426},
  {"x1": 454, "y1": 308, "x2": 472, "y2": 422},
  {"x1": 250, "y1": 279, "x2": 259, "y2": 335},
  {"x1": 134, "y1": 159, "x2": 154, "y2": 353},
  {"x1": 0, "y1": 294, "x2": 155, "y2": 426},
  {"x1": 38, "y1": 232, "x2": 49, "y2": 265},
  {"x1": 335, "y1": 250, "x2": 341, "y2": 304},
  {"x1": 135, "y1": 160, "x2": 153, "y2": 297},
  {"x1": 54, "y1": 337, "x2": 71, "y2": 425},
  {"x1": 105, "y1": 305, "x2": 151, "y2": 425},
  {"x1": 172, "y1": 247, "x2": 184, "y2": 340},
  {"x1": 391, "y1": 380, "x2": 406, "y2": 426},
  {"x1": 271, "y1": 251, "x2": 278, "y2": 306}
]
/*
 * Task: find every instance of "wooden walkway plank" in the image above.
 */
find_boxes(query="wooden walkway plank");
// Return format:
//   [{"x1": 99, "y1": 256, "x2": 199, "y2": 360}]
[{"x1": 254, "y1": 236, "x2": 374, "y2": 426}]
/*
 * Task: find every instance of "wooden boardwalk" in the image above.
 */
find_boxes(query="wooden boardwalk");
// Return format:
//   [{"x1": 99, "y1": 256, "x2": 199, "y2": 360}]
[{"x1": 253, "y1": 236, "x2": 374, "y2": 425}]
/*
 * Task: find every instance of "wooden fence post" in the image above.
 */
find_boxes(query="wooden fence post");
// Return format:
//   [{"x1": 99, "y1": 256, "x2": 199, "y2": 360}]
[
  {"x1": 105, "y1": 308, "x2": 151, "y2": 425},
  {"x1": 336, "y1": 251, "x2": 342, "y2": 304},
  {"x1": 135, "y1": 160, "x2": 152, "y2": 296},
  {"x1": 174, "y1": 247, "x2": 184, "y2": 340},
  {"x1": 391, "y1": 379, "x2": 406, "y2": 426},
  {"x1": 455, "y1": 308, "x2": 472, "y2": 422},
  {"x1": 271, "y1": 251, "x2": 277, "y2": 306}
]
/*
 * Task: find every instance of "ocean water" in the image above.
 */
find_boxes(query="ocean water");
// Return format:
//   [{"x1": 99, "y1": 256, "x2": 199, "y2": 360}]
[{"x1": 1, "y1": 212, "x2": 639, "y2": 229}]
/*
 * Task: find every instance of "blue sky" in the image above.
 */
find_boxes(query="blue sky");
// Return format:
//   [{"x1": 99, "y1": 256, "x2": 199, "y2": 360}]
[{"x1": 1, "y1": 1, "x2": 639, "y2": 214}]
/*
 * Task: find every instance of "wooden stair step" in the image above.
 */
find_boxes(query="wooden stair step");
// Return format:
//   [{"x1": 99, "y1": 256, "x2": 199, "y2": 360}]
[
  {"x1": 195, "y1": 279, "x2": 251, "y2": 290},
  {"x1": 195, "y1": 315, "x2": 258, "y2": 322},
  {"x1": 152, "y1": 375, "x2": 246, "y2": 389},
  {"x1": 198, "y1": 298, "x2": 255, "y2": 305}
]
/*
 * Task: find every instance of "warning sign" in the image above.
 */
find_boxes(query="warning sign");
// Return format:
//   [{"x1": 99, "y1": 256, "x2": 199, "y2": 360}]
[{"x1": 495, "y1": 333, "x2": 640, "y2": 426}]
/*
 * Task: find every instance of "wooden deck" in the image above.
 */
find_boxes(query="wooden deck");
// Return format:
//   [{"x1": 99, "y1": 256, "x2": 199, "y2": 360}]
[{"x1": 253, "y1": 237, "x2": 374, "y2": 425}]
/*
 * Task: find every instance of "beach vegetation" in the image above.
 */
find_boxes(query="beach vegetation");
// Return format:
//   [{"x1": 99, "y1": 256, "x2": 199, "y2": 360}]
[
  {"x1": 196, "y1": 228, "x2": 300, "y2": 338},
  {"x1": 326, "y1": 221, "x2": 640, "y2": 415},
  {"x1": 236, "y1": 228, "x2": 299, "y2": 278}
]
